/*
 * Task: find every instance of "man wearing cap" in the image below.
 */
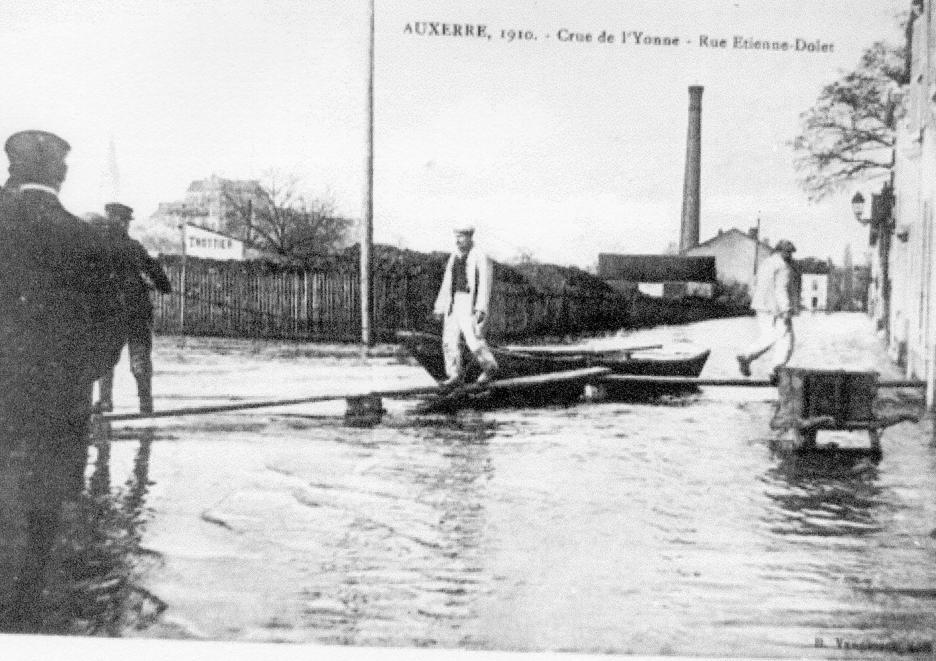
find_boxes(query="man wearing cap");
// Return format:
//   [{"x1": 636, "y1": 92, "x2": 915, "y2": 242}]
[
  {"x1": 0, "y1": 130, "x2": 126, "y2": 464},
  {"x1": 91, "y1": 202, "x2": 172, "y2": 414},
  {"x1": 433, "y1": 224, "x2": 499, "y2": 386},
  {"x1": 736, "y1": 239, "x2": 798, "y2": 382}
]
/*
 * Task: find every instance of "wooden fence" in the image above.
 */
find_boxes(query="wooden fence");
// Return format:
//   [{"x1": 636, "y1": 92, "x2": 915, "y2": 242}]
[{"x1": 151, "y1": 258, "x2": 630, "y2": 342}]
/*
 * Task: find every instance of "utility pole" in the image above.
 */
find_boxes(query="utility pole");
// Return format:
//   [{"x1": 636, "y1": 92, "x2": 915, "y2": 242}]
[
  {"x1": 360, "y1": 0, "x2": 375, "y2": 348},
  {"x1": 179, "y1": 218, "x2": 187, "y2": 334},
  {"x1": 753, "y1": 214, "x2": 761, "y2": 278},
  {"x1": 246, "y1": 198, "x2": 253, "y2": 244}
]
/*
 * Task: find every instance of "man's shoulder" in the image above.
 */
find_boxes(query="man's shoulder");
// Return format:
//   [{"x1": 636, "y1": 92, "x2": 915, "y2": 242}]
[
  {"x1": 120, "y1": 234, "x2": 150, "y2": 253},
  {"x1": 24, "y1": 192, "x2": 82, "y2": 224},
  {"x1": 9, "y1": 193, "x2": 90, "y2": 235},
  {"x1": 128, "y1": 238, "x2": 160, "y2": 264}
]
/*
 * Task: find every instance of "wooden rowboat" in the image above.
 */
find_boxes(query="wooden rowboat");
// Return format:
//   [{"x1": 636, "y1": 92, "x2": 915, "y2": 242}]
[{"x1": 397, "y1": 331, "x2": 710, "y2": 404}]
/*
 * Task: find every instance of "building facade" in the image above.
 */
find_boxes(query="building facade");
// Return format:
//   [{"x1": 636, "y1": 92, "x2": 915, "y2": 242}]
[
  {"x1": 170, "y1": 175, "x2": 264, "y2": 234},
  {"x1": 800, "y1": 272, "x2": 829, "y2": 312},
  {"x1": 133, "y1": 175, "x2": 266, "y2": 260},
  {"x1": 597, "y1": 254, "x2": 717, "y2": 298},
  {"x1": 889, "y1": 0, "x2": 936, "y2": 401},
  {"x1": 683, "y1": 228, "x2": 774, "y2": 292},
  {"x1": 183, "y1": 224, "x2": 248, "y2": 260}
]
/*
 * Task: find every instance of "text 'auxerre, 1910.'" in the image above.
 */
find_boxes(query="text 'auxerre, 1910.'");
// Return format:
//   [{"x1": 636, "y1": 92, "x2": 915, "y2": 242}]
[{"x1": 401, "y1": 22, "x2": 834, "y2": 53}]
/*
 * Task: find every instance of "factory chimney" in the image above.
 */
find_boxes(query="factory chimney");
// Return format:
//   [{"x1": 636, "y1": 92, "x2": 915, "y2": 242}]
[{"x1": 679, "y1": 85, "x2": 703, "y2": 252}]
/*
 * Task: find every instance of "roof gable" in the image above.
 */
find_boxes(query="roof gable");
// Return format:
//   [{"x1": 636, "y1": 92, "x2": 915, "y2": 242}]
[{"x1": 692, "y1": 228, "x2": 773, "y2": 253}]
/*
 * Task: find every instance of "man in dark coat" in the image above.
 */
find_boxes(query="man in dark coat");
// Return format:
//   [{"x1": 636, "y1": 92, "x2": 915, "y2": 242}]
[
  {"x1": 92, "y1": 202, "x2": 172, "y2": 414},
  {"x1": 0, "y1": 130, "x2": 126, "y2": 462}
]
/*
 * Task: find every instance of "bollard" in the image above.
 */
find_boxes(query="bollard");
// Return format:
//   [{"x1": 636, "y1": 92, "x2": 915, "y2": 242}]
[
  {"x1": 344, "y1": 394, "x2": 384, "y2": 427},
  {"x1": 582, "y1": 383, "x2": 607, "y2": 402}
]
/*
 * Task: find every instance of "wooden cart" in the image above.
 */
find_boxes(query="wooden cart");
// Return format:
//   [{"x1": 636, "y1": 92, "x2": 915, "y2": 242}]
[{"x1": 770, "y1": 367, "x2": 918, "y2": 453}]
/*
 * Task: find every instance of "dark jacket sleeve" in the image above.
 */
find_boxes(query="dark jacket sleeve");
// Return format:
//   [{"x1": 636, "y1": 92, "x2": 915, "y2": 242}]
[{"x1": 137, "y1": 245, "x2": 172, "y2": 293}]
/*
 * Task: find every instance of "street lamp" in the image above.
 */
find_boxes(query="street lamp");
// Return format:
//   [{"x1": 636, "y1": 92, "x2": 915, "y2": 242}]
[
  {"x1": 851, "y1": 191, "x2": 869, "y2": 224},
  {"x1": 851, "y1": 184, "x2": 897, "y2": 339}
]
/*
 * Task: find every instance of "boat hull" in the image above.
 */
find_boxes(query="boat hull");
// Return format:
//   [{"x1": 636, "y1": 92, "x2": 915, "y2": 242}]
[{"x1": 397, "y1": 331, "x2": 710, "y2": 403}]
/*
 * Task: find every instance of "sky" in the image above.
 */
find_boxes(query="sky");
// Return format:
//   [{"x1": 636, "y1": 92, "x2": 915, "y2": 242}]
[{"x1": 0, "y1": 0, "x2": 907, "y2": 268}]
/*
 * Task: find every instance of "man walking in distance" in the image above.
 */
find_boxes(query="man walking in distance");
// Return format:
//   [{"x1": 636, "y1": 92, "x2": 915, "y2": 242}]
[
  {"x1": 92, "y1": 203, "x2": 172, "y2": 414},
  {"x1": 433, "y1": 224, "x2": 499, "y2": 386},
  {"x1": 736, "y1": 239, "x2": 798, "y2": 382}
]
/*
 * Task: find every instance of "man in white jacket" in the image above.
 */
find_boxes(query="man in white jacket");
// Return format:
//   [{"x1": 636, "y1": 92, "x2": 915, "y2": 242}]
[
  {"x1": 433, "y1": 225, "x2": 499, "y2": 386},
  {"x1": 736, "y1": 239, "x2": 797, "y2": 381}
]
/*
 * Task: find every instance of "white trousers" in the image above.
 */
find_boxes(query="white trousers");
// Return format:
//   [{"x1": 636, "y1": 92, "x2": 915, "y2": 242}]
[
  {"x1": 741, "y1": 312, "x2": 794, "y2": 370},
  {"x1": 442, "y1": 292, "x2": 498, "y2": 379}
]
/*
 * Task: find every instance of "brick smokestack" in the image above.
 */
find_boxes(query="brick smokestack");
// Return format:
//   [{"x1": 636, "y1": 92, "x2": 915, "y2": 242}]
[{"x1": 679, "y1": 85, "x2": 703, "y2": 252}]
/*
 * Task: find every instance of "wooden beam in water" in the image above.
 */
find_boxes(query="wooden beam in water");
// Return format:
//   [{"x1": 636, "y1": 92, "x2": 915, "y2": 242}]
[
  {"x1": 102, "y1": 369, "x2": 613, "y2": 422},
  {"x1": 410, "y1": 367, "x2": 613, "y2": 414},
  {"x1": 102, "y1": 384, "x2": 442, "y2": 422},
  {"x1": 601, "y1": 375, "x2": 926, "y2": 389},
  {"x1": 500, "y1": 343, "x2": 664, "y2": 356},
  {"x1": 100, "y1": 369, "x2": 923, "y2": 423},
  {"x1": 474, "y1": 367, "x2": 611, "y2": 392},
  {"x1": 603, "y1": 375, "x2": 773, "y2": 387}
]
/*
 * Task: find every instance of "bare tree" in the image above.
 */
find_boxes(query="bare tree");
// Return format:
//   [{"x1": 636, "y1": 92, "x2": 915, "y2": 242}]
[
  {"x1": 223, "y1": 172, "x2": 354, "y2": 264},
  {"x1": 791, "y1": 40, "x2": 908, "y2": 200}
]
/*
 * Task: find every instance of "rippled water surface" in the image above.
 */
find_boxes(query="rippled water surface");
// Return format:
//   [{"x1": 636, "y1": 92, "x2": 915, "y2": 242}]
[{"x1": 9, "y1": 314, "x2": 936, "y2": 657}]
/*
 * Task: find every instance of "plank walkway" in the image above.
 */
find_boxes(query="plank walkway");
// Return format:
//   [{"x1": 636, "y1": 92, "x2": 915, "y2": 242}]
[{"x1": 100, "y1": 373, "x2": 926, "y2": 423}]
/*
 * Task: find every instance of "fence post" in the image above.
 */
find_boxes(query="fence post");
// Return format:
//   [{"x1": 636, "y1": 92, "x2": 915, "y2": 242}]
[{"x1": 179, "y1": 251, "x2": 187, "y2": 334}]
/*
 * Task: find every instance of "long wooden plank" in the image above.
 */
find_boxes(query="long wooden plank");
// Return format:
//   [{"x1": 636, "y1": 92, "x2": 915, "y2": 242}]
[
  {"x1": 102, "y1": 384, "x2": 445, "y2": 422},
  {"x1": 601, "y1": 375, "x2": 926, "y2": 388},
  {"x1": 484, "y1": 366, "x2": 610, "y2": 391},
  {"x1": 411, "y1": 367, "x2": 612, "y2": 414},
  {"x1": 101, "y1": 368, "x2": 613, "y2": 423},
  {"x1": 500, "y1": 343, "x2": 664, "y2": 356},
  {"x1": 427, "y1": 367, "x2": 611, "y2": 401}
]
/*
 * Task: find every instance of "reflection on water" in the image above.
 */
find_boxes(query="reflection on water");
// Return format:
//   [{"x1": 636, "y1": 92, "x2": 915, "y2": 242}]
[
  {"x1": 1, "y1": 398, "x2": 935, "y2": 656},
  {"x1": 0, "y1": 424, "x2": 162, "y2": 634},
  {"x1": 756, "y1": 447, "x2": 936, "y2": 656},
  {"x1": 762, "y1": 451, "x2": 885, "y2": 537},
  {"x1": 300, "y1": 411, "x2": 496, "y2": 648},
  {"x1": 6, "y1": 399, "x2": 932, "y2": 656}
]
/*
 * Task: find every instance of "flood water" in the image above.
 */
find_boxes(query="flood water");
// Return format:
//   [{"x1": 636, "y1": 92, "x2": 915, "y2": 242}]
[{"x1": 3, "y1": 313, "x2": 936, "y2": 657}]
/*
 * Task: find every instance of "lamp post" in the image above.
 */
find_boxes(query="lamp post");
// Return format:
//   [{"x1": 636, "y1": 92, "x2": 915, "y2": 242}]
[
  {"x1": 851, "y1": 184, "x2": 895, "y2": 339},
  {"x1": 850, "y1": 192, "x2": 867, "y2": 224}
]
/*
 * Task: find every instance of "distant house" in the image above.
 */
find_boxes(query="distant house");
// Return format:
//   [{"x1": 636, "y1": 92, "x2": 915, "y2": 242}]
[
  {"x1": 597, "y1": 254, "x2": 717, "y2": 298},
  {"x1": 133, "y1": 175, "x2": 267, "y2": 259},
  {"x1": 795, "y1": 259, "x2": 830, "y2": 312},
  {"x1": 131, "y1": 222, "x2": 271, "y2": 261},
  {"x1": 183, "y1": 223, "x2": 251, "y2": 260},
  {"x1": 682, "y1": 228, "x2": 774, "y2": 292},
  {"x1": 174, "y1": 175, "x2": 264, "y2": 234}
]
